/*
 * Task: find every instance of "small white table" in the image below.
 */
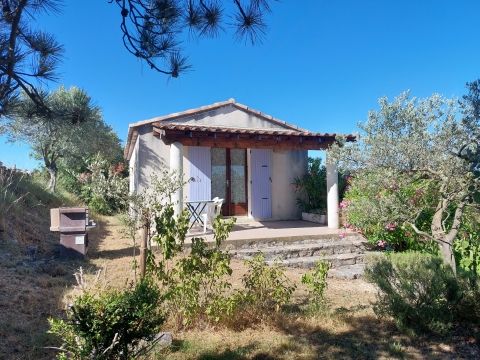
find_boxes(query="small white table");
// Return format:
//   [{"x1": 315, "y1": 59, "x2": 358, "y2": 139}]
[{"x1": 185, "y1": 200, "x2": 214, "y2": 229}]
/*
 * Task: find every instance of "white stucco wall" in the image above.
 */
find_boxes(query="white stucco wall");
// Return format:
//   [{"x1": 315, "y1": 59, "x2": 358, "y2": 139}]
[
  {"x1": 135, "y1": 125, "x2": 170, "y2": 193},
  {"x1": 270, "y1": 149, "x2": 308, "y2": 220}
]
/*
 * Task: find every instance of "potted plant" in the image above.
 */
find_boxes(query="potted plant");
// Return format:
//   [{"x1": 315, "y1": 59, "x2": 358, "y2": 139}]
[
  {"x1": 294, "y1": 157, "x2": 350, "y2": 225},
  {"x1": 293, "y1": 158, "x2": 327, "y2": 224}
]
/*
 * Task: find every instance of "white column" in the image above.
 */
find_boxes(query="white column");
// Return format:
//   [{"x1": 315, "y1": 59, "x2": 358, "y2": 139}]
[
  {"x1": 170, "y1": 142, "x2": 184, "y2": 217},
  {"x1": 326, "y1": 154, "x2": 339, "y2": 229}
]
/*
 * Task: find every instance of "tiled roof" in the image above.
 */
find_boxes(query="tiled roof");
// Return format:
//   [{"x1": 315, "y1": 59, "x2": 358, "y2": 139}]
[
  {"x1": 124, "y1": 99, "x2": 355, "y2": 159},
  {"x1": 152, "y1": 122, "x2": 338, "y2": 138}
]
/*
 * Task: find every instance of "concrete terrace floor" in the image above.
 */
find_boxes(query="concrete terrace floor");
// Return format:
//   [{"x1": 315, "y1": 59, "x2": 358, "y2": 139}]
[{"x1": 187, "y1": 219, "x2": 354, "y2": 247}]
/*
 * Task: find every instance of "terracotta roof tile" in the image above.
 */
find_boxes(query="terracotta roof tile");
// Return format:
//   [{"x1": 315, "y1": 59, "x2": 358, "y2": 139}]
[{"x1": 124, "y1": 99, "x2": 355, "y2": 160}]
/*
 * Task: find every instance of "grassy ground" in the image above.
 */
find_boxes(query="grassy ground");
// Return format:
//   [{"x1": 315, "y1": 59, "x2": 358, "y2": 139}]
[{"x1": 1, "y1": 210, "x2": 479, "y2": 359}]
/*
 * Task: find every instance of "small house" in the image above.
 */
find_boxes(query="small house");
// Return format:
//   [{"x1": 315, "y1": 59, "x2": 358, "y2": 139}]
[{"x1": 124, "y1": 99, "x2": 353, "y2": 228}]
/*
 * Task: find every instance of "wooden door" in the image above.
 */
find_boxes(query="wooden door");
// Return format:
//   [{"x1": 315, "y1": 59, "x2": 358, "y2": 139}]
[{"x1": 211, "y1": 148, "x2": 248, "y2": 216}]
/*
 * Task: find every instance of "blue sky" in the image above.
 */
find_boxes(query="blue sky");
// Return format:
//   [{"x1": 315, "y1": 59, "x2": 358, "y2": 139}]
[{"x1": 2, "y1": 0, "x2": 480, "y2": 169}]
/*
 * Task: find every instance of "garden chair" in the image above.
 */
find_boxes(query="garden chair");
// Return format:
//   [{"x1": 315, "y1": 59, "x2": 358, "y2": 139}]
[{"x1": 202, "y1": 197, "x2": 224, "y2": 233}]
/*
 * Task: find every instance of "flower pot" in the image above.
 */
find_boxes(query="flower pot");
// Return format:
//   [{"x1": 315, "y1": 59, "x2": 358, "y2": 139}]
[{"x1": 302, "y1": 212, "x2": 326, "y2": 225}]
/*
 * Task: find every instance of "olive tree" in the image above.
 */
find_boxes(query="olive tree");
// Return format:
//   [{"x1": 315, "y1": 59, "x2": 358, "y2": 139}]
[
  {"x1": 6, "y1": 86, "x2": 122, "y2": 191},
  {"x1": 331, "y1": 91, "x2": 480, "y2": 272}
]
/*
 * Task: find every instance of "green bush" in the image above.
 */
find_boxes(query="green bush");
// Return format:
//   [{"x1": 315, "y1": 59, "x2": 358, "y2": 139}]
[
  {"x1": 293, "y1": 157, "x2": 327, "y2": 213},
  {"x1": 456, "y1": 277, "x2": 480, "y2": 326},
  {"x1": 294, "y1": 157, "x2": 348, "y2": 214},
  {"x1": 302, "y1": 260, "x2": 330, "y2": 312},
  {"x1": 365, "y1": 252, "x2": 461, "y2": 335},
  {"x1": 150, "y1": 206, "x2": 237, "y2": 327},
  {"x1": 48, "y1": 280, "x2": 164, "y2": 360},
  {"x1": 165, "y1": 236, "x2": 234, "y2": 326},
  {"x1": 241, "y1": 253, "x2": 296, "y2": 313},
  {"x1": 454, "y1": 210, "x2": 480, "y2": 278},
  {"x1": 78, "y1": 155, "x2": 128, "y2": 215},
  {"x1": 342, "y1": 170, "x2": 436, "y2": 252}
]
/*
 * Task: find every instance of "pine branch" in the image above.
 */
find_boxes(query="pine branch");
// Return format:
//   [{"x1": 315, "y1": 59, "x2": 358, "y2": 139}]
[{"x1": 111, "y1": 0, "x2": 275, "y2": 76}]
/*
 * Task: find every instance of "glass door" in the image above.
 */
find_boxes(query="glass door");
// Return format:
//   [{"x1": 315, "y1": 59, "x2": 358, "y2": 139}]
[{"x1": 211, "y1": 148, "x2": 248, "y2": 216}]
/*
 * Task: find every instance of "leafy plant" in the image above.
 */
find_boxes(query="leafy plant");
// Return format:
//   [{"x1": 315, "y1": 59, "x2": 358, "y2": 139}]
[
  {"x1": 331, "y1": 90, "x2": 480, "y2": 273},
  {"x1": 241, "y1": 253, "x2": 296, "y2": 313},
  {"x1": 365, "y1": 252, "x2": 461, "y2": 335},
  {"x1": 341, "y1": 170, "x2": 438, "y2": 252},
  {"x1": 294, "y1": 157, "x2": 348, "y2": 214},
  {"x1": 293, "y1": 157, "x2": 327, "y2": 213},
  {"x1": 454, "y1": 210, "x2": 480, "y2": 278},
  {"x1": 302, "y1": 260, "x2": 330, "y2": 312},
  {"x1": 150, "y1": 210, "x2": 237, "y2": 327},
  {"x1": 78, "y1": 155, "x2": 128, "y2": 215},
  {"x1": 48, "y1": 279, "x2": 165, "y2": 360}
]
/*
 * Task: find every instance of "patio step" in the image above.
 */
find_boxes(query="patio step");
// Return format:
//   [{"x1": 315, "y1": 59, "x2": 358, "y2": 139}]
[
  {"x1": 230, "y1": 237, "x2": 368, "y2": 279},
  {"x1": 230, "y1": 238, "x2": 365, "y2": 261},
  {"x1": 271, "y1": 252, "x2": 365, "y2": 269},
  {"x1": 222, "y1": 233, "x2": 365, "y2": 250}
]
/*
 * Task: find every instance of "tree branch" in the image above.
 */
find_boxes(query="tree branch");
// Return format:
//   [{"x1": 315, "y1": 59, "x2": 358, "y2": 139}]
[{"x1": 407, "y1": 222, "x2": 436, "y2": 242}]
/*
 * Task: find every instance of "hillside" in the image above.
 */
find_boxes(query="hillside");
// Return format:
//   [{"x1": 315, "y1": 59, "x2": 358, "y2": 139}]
[{"x1": 0, "y1": 167, "x2": 83, "y2": 359}]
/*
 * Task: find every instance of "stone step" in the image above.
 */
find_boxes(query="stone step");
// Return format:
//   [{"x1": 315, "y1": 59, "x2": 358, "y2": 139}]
[
  {"x1": 231, "y1": 238, "x2": 365, "y2": 261},
  {"x1": 265, "y1": 252, "x2": 366, "y2": 269},
  {"x1": 221, "y1": 233, "x2": 365, "y2": 250}
]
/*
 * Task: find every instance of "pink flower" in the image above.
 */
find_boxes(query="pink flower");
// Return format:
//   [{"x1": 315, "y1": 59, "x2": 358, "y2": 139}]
[
  {"x1": 385, "y1": 222, "x2": 397, "y2": 232},
  {"x1": 377, "y1": 240, "x2": 387, "y2": 249},
  {"x1": 339, "y1": 232, "x2": 346, "y2": 239},
  {"x1": 339, "y1": 200, "x2": 350, "y2": 209},
  {"x1": 344, "y1": 222, "x2": 352, "y2": 229}
]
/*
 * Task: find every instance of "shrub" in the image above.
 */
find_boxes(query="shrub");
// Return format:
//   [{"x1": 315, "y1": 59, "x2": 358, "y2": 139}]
[
  {"x1": 302, "y1": 260, "x2": 330, "y2": 312},
  {"x1": 48, "y1": 279, "x2": 164, "y2": 360},
  {"x1": 342, "y1": 170, "x2": 436, "y2": 252},
  {"x1": 78, "y1": 155, "x2": 128, "y2": 215},
  {"x1": 454, "y1": 210, "x2": 480, "y2": 278},
  {"x1": 150, "y1": 208, "x2": 237, "y2": 327},
  {"x1": 293, "y1": 157, "x2": 327, "y2": 213},
  {"x1": 241, "y1": 253, "x2": 296, "y2": 313},
  {"x1": 164, "y1": 236, "x2": 234, "y2": 327},
  {"x1": 294, "y1": 157, "x2": 349, "y2": 214},
  {"x1": 365, "y1": 252, "x2": 461, "y2": 335},
  {"x1": 456, "y1": 277, "x2": 480, "y2": 326}
]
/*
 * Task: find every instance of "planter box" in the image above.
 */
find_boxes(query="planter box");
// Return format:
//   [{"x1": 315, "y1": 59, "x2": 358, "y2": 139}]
[{"x1": 302, "y1": 212, "x2": 326, "y2": 225}]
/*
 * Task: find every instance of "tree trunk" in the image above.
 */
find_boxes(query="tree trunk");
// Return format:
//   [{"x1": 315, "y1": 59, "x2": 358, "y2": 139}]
[
  {"x1": 431, "y1": 199, "x2": 459, "y2": 275},
  {"x1": 46, "y1": 165, "x2": 57, "y2": 192},
  {"x1": 431, "y1": 199, "x2": 457, "y2": 274},
  {"x1": 139, "y1": 225, "x2": 148, "y2": 278},
  {"x1": 438, "y1": 240, "x2": 456, "y2": 275}
]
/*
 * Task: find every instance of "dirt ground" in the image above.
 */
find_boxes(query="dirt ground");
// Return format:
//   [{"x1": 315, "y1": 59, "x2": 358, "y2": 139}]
[{"x1": 1, "y1": 215, "x2": 479, "y2": 359}]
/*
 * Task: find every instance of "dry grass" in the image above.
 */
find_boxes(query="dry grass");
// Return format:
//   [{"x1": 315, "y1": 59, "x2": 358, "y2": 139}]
[
  {"x1": 0, "y1": 179, "x2": 82, "y2": 360},
  {"x1": 1, "y1": 214, "x2": 479, "y2": 359}
]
